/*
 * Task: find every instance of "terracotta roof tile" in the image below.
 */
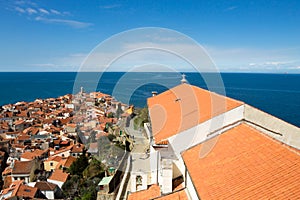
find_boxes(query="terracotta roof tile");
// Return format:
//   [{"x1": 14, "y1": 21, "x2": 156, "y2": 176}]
[
  {"x1": 17, "y1": 134, "x2": 31, "y2": 141},
  {"x1": 154, "y1": 189, "x2": 188, "y2": 200},
  {"x1": 1, "y1": 180, "x2": 24, "y2": 196},
  {"x1": 182, "y1": 123, "x2": 300, "y2": 200},
  {"x1": 21, "y1": 149, "x2": 46, "y2": 160},
  {"x1": 12, "y1": 160, "x2": 35, "y2": 174},
  {"x1": 128, "y1": 185, "x2": 161, "y2": 200},
  {"x1": 46, "y1": 155, "x2": 63, "y2": 163},
  {"x1": 53, "y1": 145, "x2": 73, "y2": 155},
  {"x1": 66, "y1": 123, "x2": 76, "y2": 128},
  {"x1": 34, "y1": 181, "x2": 57, "y2": 191},
  {"x1": 70, "y1": 143, "x2": 85, "y2": 153},
  {"x1": 48, "y1": 169, "x2": 69, "y2": 182},
  {"x1": 2, "y1": 166, "x2": 12, "y2": 176},
  {"x1": 57, "y1": 156, "x2": 76, "y2": 169},
  {"x1": 16, "y1": 184, "x2": 38, "y2": 198},
  {"x1": 14, "y1": 119, "x2": 25, "y2": 126},
  {"x1": 148, "y1": 83, "x2": 243, "y2": 143}
]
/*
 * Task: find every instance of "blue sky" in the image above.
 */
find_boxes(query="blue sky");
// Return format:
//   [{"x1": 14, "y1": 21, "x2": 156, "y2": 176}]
[{"x1": 1, "y1": 0, "x2": 300, "y2": 72}]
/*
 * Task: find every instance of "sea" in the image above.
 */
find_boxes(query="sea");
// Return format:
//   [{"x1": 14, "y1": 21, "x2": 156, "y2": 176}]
[{"x1": 0, "y1": 72, "x2": 300, "y2": 127}]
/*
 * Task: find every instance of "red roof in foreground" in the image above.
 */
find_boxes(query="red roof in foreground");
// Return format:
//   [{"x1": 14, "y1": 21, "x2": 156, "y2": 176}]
[
  {"x1": 128, "y1": 185, "x2": 188, "y2": 200},
  {"x1": 182, "y1": 123, "x2": 300, "y2": 200},
  {"x1": 127, "y1": 185, "x2": 161, "y2": 200},
  {"x1": 155, "y1": 189, "x2": 188, "y2": 200},
  {"x1": 147, "y1": 83, "x2": 243, "y2": 143}
]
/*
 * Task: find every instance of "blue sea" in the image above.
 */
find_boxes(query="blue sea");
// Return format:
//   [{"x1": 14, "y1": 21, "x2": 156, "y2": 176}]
[{"x1": 0, "y1": 72, "x2": 300, "y2": 127}]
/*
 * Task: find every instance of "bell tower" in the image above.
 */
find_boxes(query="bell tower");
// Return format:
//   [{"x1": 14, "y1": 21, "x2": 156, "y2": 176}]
[{"x1": 181, "y1": 73, "x2": 187, "y2": 84}]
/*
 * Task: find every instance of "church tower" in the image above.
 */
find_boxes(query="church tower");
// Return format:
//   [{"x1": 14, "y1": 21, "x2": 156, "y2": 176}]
[{"x1": 181, "y1": 73, "x2": 187, "y2": 84}]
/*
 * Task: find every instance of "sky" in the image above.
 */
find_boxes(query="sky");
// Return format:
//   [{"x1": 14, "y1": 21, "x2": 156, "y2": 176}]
[{"x1": 0, "y1": 0, "x2": 300, "y2": 73}]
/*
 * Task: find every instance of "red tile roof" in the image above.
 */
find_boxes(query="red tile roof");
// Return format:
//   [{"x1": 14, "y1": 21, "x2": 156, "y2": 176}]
[
  {"x1": 20, "y1": 152, "x2": 38, "y2": 160},
  {"x1": 35, "y1": 181, "x2": 57, "y2": 191},
  {"x1": 46, "y1": 156, "x2": 63, "y2": 163},
  {"x1": 16, "y1": 184, "x2": 38, "y2": 198},
  {"x1": 60, "y1": 156, "x2": 76, "y2": 168},
  {"x1": 17, "y1": 134, "x2": 30, "y2": 141},
  {"x1": 128, "y1": 185, "x2": 161, "y2": 200},
  {"x1": 1, "y1": 180, "x2": 23, "y2": 196},
  {"x1": 70, "y1": 143, "x2": 85, "y2": 153},
  {"x1": 53, "y1": 145, "x2": 73, "y2": 155},
  {"x1": 21, "y1": 149, "x2": 47, "y2": 160},
  {"x1": 14, "y1": 119, "x2": 25, "y2": 126},
  {"x1": 12, "y1": 160, "x2": 35, "y2": 174},
  {"x1": 48, "y1": 169, "x2": 69, "y2": 182},
  {"x1": 182, "y1": 123, "x2": 300, "y2": 200},
  {"x1": 148, "y1": 83, "x2": 243, "y2": 143},
  {"x1": 155, "y1": 189, "x2": 188, "y2": 200}
]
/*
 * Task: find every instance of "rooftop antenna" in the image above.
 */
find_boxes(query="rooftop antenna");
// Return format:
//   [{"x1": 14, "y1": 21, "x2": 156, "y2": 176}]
[{"x1": 181, "y1": 73, "x2": 187, "y2": 84}]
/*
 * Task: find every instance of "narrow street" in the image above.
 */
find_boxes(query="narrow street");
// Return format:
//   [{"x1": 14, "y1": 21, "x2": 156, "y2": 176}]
[
  {"x1": 124, "y1": 117, "x2": 149, "y2": 153},
  {"x1": 118, "y1": 117, "x2": 150, "y2": 200}
]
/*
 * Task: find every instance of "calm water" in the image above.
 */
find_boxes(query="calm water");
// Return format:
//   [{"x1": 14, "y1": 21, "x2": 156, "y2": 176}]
[{"x1": 0, "y1": 72, "x2": 299, "y2": 127}]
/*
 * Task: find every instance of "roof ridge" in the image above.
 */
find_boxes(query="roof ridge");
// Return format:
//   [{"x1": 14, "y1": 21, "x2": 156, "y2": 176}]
[{"x1": 245, "y1": 123, "x2": 300, "y2": 156}]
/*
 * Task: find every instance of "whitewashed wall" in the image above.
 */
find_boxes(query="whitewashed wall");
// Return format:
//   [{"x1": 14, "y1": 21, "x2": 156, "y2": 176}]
[
  {"x1": 130, "y1": 173, "x2": 147, "y2": 192},
  {"x1": 149, "y1": 150, "x2": 158, "y2": 185},
  {"x1": 169, "y1": 105, "x2": 244, "y2": 156},
  {"x1": 244, "y1": 104, "x2": 300, "y2": 149},
  {"x1": 186, "y1": 170, "x2": 200, "y2": 200}
]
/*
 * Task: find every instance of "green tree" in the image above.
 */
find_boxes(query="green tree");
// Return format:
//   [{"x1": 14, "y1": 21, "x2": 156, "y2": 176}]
[
  {"x1": 68, "y1": 154, "x2": 89, "y2": 176},
  {"x1": 133, "y1": 107, "x2": 149, "y2": 129},
  {"x1": 107, "y1": 112, "x2": 114, "y2": 118},
  {"x1": 83, "y1": 158, "x2": 104, "y2": 179},
  {"x1": 62, "y1": 175, "x2": 80, "y2": 198}
]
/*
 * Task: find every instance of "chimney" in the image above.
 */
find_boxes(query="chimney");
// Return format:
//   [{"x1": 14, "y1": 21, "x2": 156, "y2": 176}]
[{"x1": 152, "y1": 91, "x2": 158, "y2": 97}]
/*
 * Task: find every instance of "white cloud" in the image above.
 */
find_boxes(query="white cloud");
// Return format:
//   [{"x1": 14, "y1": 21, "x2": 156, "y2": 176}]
[
  {"x1": 39, "y1": 8, "x2": 49, "y2": 15},
  {"x1": 10, "y1": 1, "x2": 91, "y2": 29},
  {"x1": 31, "y1": 63, "x2": 58, "y2": 68},
  {"x1": 248, "y1": 61, "x2": 293, "y2": 67},
  {"x1": 15, "y1": 0, "x2": 36, "y2": 7},
  {"x1": 100, "y1": 4, "x2": 121, "y2": 9},
  {"x1": 22, "y1": 28, "x2": 300, "y2": 72},
  {"x1": 26, "y1": 7, "x2": 37, "y2": 14},
  {"x1": 224, "y1": 6, "x2": 238, "y2": 12},
  {"x1": 29, "y1": 63, "x2": 78, "y2": 71},
  {"x1": 50, "y1": 9, "x2": 61, "y2": 15},
  {"x1": 15, "y1": 7, "x2": 25, "y2": 13},
  {"x1": 14, "y1": 1, "x2": 26, "y2": 5},
  {"x1": 35, "y1": 17, "x2": 93, "y2": 28}
]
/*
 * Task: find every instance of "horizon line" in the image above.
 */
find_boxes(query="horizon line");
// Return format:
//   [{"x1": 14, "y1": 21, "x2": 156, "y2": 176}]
[{"x1": 0, "y1": 71, "x2": 299, "y2": 75}]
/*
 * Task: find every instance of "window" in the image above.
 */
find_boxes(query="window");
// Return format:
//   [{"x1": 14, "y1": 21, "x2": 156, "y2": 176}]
[
  {"x1": 50, "y1": 162, "x2": 53, "y2": 166},
  {"x1": 136, "y1": 175, "x2": 142, "y2": 185},
  {"x1": 136, "y1": 175, "x2": 143, "y2": 190}
]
